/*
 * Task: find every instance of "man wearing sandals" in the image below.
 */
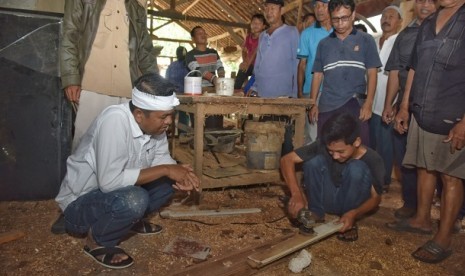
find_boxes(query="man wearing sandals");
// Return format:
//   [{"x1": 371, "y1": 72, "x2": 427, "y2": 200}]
[
  {"x1": 281, "y1": 112, "x2": 384, "y2": 241},
  {"x1": 392, "y1": 0, "x2": 465, "y2": 263},
  {"x1": 55, "y1": 73, "x2": 200, "y2": 269}
]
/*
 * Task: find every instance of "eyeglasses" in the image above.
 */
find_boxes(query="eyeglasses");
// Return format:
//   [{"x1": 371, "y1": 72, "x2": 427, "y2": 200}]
[
  {"x1": 331, "y1": 15, "x2": 352, "y2": 24},
  {"x1": 415, "y1": 0, "x2": 436, "y2": 4}
]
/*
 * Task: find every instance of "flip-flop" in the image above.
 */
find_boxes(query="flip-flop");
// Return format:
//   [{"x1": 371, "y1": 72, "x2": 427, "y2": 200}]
[
  {"x1": 130, "y1": 220, "x2": 163, "y2": 235},
  {"x1": 83, "y1": 245, "x2": 134, "y2": 269},
  {"x1": 385, "y1": 219, "x2": 432, "y2": 235},
  {"x1": 337, "y1": 225, "x2": 358, "y2": 242},
  {"x1": 411, "y1": 240, "x2": 452, "y2": 264}
]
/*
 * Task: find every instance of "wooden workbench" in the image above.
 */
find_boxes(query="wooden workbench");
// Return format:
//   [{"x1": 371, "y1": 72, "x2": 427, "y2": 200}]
[{"x1": 173, "y1": 95, "x2": 313, "y2": 190}]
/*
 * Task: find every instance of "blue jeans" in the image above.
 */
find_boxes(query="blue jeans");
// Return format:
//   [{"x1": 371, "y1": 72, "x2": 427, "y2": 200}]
[
  {"x1": 63, "y1": 178, "x2": 174, "y2": 247},
  {"x1": 369, "y1": 114, "x2": 394, "y2": 186},
  {"x1": 392, "y1": 129, "x2": 417, "y2": 209},
  {"x1": 303, "y1": 155, "x2": 373, "y2": 218}
]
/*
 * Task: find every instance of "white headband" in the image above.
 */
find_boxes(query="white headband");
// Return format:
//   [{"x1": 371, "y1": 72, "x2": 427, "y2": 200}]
[{"x1": 132, "y1": 87, "x2": 180, "y2": 111}]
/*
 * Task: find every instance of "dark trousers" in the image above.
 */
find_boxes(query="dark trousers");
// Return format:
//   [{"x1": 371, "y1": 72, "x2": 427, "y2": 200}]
[
  {"x1": 64, "y1": 178, "x2": 174, "y2": 247},
  {"x1": 393, "y1": 130, "x2": 418, "y2": 209},
  {"x1": 369, "y1": 114, "x2": 394, "y2": 186},
  {"x1": 317, "y1": 98, "x2": 370, "y2": 146}
]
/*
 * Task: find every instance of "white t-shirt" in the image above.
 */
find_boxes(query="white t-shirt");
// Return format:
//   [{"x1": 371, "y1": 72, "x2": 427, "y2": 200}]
[{"x1": 372, "y1": 34, "x2": 398, "y2": 116}]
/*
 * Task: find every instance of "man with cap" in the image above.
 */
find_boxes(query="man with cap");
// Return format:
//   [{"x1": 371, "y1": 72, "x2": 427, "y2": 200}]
[
  {"x1": 369, "y1": 5, "x2": 403, "y2": 193},
  {"x1": 252, "y1": 0, "x2": 300, "y2": 155},
  {"x1": 55, "y1": 73, "x2": 200, "y2": 269},
  {"x1": 297, "y1": 0, "x2": 333, "y2": 144}
]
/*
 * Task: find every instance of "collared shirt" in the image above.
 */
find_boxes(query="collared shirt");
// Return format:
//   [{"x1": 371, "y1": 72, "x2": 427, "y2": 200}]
[
  {"x1": 312, "y1": 29, "x2": 382, "y2": 112},
  {"x1": 385, "y1": 20, "x2": 421, "y2": 102},
  {"x1": 297, "y1": 23, "x2": 333, "y2": 94},
  {"x1": 372, "y1": 33, "x2": 398, "y2": 116},
  {"x1": 253, "y1": 24, "x2": 300, "y2": 98},
  {"x1": 166, "y1": 60, "x2": 189, "y2": 93},
  {"x1": 81, "y1": 0, "x2": 132, "y2": 98},
  {"x1": 55, "y1": 103, "x2": 176, "y2": 211},
  {"x1": 409, "y1": 5, "x2": 465, "y2": 135}
]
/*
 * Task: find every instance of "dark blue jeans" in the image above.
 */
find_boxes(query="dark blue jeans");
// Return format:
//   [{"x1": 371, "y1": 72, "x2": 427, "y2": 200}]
[
  {"x1": 63, "y1": 178, "x2": 174, "y2": 247},
  {"x1": 369, "y1": 114, "x2": 394, "y2": 186},
  {"x1": 303, "y1": 155, "x2": 373, "y2": 218},
  {"x1": 392, "y1": 129, "x2": 417, "y2": 209}
]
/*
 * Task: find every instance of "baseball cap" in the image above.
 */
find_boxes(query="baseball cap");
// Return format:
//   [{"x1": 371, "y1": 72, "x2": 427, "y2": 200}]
[
  {"x1": 382, "y1": 5, "x2": 403, "y2": 18},
  {"x1": 265, "y1": 0, "x2": 285, "y2": 6}
]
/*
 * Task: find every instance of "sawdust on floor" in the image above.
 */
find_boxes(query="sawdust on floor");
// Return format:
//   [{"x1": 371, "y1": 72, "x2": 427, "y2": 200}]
[{"x1": 0, "y1": 181, "x2": 464, "y2": 276}]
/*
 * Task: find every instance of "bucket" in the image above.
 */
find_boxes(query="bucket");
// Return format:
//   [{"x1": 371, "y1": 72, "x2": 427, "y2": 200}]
[
  {"x1": 215, "y1": 78, "x2": 234, "y2": 96},
  {"x1": 244, "y1": 121, "x2": 285, "y2": 170},
  {"x1": 184, "y1": 70, "x2": 202, "y2": 95}
]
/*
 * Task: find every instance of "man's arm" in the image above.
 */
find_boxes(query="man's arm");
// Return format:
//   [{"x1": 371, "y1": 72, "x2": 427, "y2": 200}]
[
  {"x1": 382, "y1": 70, "x2": 400, "y2": 124},
  {"x1": 339, "y1": 186, "x2": 381, "y2": 231},
  {"x1": 239, "y1": 42, "x2": 248, "y2": 71},
  {"x1": 395, "y1": 69, "x2": 415, "y2": 134},
  {"x1": 360, "y1": 67, "x2": 377, "y2": 121},
  {"x1": 297, "y1": 58, "x2": 307, "y2": 98},
  {"x1": 280, "y1": 151, "x2": 306, "y2": 218},
  {"x1": 60, "y1": 0, "x2": 84, "y2": 102},
  {"x1": 137, "y1": 164, "x2": 200, "y2": 192},
  {"x1": 308, "y1": 72, "x2": 323, "y2": 124},
  {"x1": 444, "y1": 114, "x2": 465, "y2": 154}
]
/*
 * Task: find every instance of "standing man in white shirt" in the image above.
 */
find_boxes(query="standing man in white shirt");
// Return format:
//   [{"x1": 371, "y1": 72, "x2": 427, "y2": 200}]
[{"x1": 369, "y1": 5, "x2": 403, "y2": 193}]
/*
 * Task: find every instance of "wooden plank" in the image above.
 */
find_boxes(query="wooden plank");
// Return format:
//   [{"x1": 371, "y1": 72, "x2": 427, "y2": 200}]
[
  {"x1": 247, "y1": 220, "x2": 343, "y2": 268},
  {"x1": 0, "y1": 231, "x2": 26, "y2": 245},
  {"x1": 169, "y1": 233, "x2": 294, "y2": 276},
  {"x1": 160, "y1": 208, "x2": 261, "y2": 218},
  {"x1": 203, "y1": 165, "x2": 251, "y2": 179},
  {"x1": 201, "y1": 170, "x2": 283, "y2": 189}
]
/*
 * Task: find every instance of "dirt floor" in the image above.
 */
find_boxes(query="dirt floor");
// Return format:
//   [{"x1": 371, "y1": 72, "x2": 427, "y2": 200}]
[{"x1": 0, "y1": 180, "x2": 464, "y2": 276}]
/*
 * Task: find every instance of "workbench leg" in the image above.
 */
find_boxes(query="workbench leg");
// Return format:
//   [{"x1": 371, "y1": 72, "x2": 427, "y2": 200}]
[
  {"x1": 294, "y1": 112, "x2": 306, "y2": 148},
  {"x1": 194, "y1": 104, "x2": 205, "y2": 192}
]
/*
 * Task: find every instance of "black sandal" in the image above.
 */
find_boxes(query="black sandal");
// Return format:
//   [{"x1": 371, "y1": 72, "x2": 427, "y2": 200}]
[
  {"x1": 83, "y1": 245, "x2": 134, "y2": 269},
  {"x1": 411, "y1": 240, "x2": 452, "y2": 264},
  {"x1": 130, "y1": 220, "x2": 163, "y2": 235}
]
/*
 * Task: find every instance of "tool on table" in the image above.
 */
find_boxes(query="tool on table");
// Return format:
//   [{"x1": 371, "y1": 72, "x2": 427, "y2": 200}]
[{"x1": 279, "y1": 195, "x2": 321, "y2": 235}]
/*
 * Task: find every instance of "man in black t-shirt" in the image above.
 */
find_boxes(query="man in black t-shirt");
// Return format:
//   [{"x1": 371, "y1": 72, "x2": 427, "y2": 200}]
[{"x1": 281, "y1": 112, "x2": 384, "y2": 241}]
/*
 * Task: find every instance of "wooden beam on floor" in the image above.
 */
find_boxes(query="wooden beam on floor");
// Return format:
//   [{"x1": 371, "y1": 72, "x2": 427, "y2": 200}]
[
  {"x1": 247, "y1": 220, "x2": 343, "y2": 268},
  {"x1": 0, "y1": 231, "x2": 26, "y2": 245},
  {"x1": 161, "y1": 208, "x2": 261, "y2": 218},
  {"x1": 170, "y1": 233, "x2": 294, "y2": 276}
]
